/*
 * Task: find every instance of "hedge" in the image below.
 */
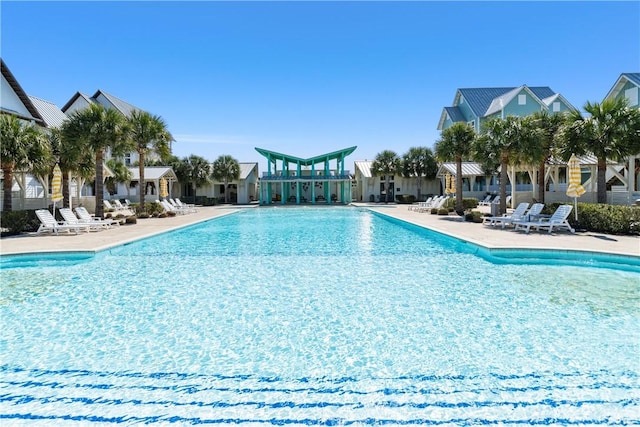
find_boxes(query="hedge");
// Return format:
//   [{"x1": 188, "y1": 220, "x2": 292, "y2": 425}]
[{"x1": 548, "y1": 202, "x2": 640, "y2": 235}]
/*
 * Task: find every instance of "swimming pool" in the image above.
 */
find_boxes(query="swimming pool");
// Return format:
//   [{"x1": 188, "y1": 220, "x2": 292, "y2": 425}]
[{"x1": 1, "y1": 207, "x2": 638, "y2": 424}]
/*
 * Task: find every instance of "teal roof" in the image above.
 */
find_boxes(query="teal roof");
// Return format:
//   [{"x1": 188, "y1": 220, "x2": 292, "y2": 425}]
[
  {"x1": 255, "y1": 146, "x2": 357, "y2": 166},
  {"x1": 458, "y1": 86, "x2": 556, "y2": 117},
  {"x1": 622, "y1": 73, "x2": 640, "y2": 86},
  {"x1": 444, "y1": 106, "x2": 466, "y2": 122}
]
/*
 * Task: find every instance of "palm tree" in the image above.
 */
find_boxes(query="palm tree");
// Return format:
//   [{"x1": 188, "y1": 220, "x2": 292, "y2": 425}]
[
  {"x1": 0, "y1": 115, "x2": 50, "y2": 211},
  {"x1": 478, "y1": 116, "x2": 537, "y2": 215},
  {"x1": 435, "y1": 122, "x2": 476, "y2": 214},
  {"x1": 530, "y1": 111, "x2": 567, "y2": 203},
  {"x1": 402, "y1": 146, "x2": 437, "y2": 201},
  {"x1": 371, "y1": 150, "x2": 401, "y2": 203},
  {"x1": 556, "y1": 98, "x2": 640, "y2": 203},
  {"x1": 212, "y1": 155, "x2": 240, "y2": 204},
  {"x1": 61, "y1": 103, "x2": 131, "y2": 217},
  {"x1": 40, "y1": 127, "x2": 95, "y2": 208},
  {"x1": 128, "y1": 110, "x2": 172, "y2": 212},
  {"x1": 174, "y1": 155, "x2": 211, "y2": 204}
]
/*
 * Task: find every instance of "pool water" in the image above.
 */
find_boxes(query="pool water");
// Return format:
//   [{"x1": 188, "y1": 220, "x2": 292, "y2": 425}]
[{"x1": 1, "y1": 207, "x2": 638, "y2": 424}]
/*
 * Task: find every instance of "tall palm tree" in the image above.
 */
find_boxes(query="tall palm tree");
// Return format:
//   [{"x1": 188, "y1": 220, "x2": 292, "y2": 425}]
[
  {"x1": 0, "y1": 115, "x2": 50, "y2": 211},
  {"x1": 371, "y1": 150, "x2": 401, "y2": 203},
  {"x1": 212, "y1": 155, "x2": 240, "y2": 204},
  {"x1": 478, "y1": 116, "x2": 538, "y2": 215},
  {"x1": 435, "y1": 122, "x2": 476, "y2": 214},
  {"x1": 402, "y1": 146, "x2": 437, "y2": 201},
  {"x1": 556, "y1": 98, "x2": 640, "y2": 203},
  {"x1": 174, "y1": 155, "x2": 211, "y2": 204},
  {"x1": 40, "y1": 127, "x2": 95, "y2": 208},
  {"x1": 530, "y1": 111, "x2": 567, "y2": 203},
  {"x1": 128, "y1": 110, "x2": 172, "y2": 212},
  {"x1": 61, "y1": 103, "x2": 131, "y2": 217}
]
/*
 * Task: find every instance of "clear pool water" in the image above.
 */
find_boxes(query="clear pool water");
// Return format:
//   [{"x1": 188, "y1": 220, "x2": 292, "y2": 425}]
[{"x1": 1, "y1": 207, "x2": 639, "y2": 425}]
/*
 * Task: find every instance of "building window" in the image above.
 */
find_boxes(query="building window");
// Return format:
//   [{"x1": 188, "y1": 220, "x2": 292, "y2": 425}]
[
  {"x1": 552, "y1": 102, "x2": 560, "y2": 112},
  {"x1": 625, "y1": 87, "x2": 638, "y2": 106},
  {"x1": 124, "y1": 153, "x2": 132, "y2": 166},
  {"x1": 518, "y1": 94, "x2": 526, "y2": 105}
]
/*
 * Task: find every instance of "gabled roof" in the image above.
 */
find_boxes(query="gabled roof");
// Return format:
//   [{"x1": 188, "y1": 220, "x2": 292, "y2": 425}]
[
  {"x1": 541, "y1": 93, "x2": 578, "y2": 111},
  {"x1": 255, "y1": 146, "x2": 357, "y2": 167},
  {"x1": 604, "y1": 72, "x2": 640, "y2": 102},
  {"x1": 239, "y1": 162, "x2": 258, "y2": 180},
  {"x1": 93, "y1": 90, "x2": 140, "y2": 117},
  {"x1": 444, "y1": 106, "x2": 466, "y2": 122},
  {"x1": 456, "y1": 86, "x2": 557, "y2": 118},
  {"x1": 127, "y1": 166, "x2": 177, "y2": 181},
  {"x1": 61, "y1": 91, "x2": 93, "y2": 113},
  {"x1": 1, "y1": 59, "x2": 44, "y2": 123},
  {"x1": 354, "y1": 160, "x2": 374, "y2": 178},
  {"x1": 61, "y1": 90, "x2": 141, "y2": 117},
  {"x1": 28, "y1": 95, "x2": 68, "y2": 128}
]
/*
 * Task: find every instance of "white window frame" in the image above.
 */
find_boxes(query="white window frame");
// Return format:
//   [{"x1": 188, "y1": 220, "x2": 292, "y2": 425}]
[
  {"x1": 518, "y1": 94, "x2": 527, "y2": 105},
  {"x1": 552, "y1": 101, "x2": 561, "y2": 112}
]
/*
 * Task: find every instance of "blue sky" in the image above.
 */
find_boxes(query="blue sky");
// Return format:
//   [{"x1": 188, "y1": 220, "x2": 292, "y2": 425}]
[{"x1": 2, "y1": 1, "x2": 639, "y2": 172}]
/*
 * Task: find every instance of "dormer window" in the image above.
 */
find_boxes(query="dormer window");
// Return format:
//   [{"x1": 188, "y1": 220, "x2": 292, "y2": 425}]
[
  {"x1": 552, "y1": 102, "x2": 560, "y2": 112},
  {"x1": 518, "y1": 94, "x2": 526, "y2": 105}
]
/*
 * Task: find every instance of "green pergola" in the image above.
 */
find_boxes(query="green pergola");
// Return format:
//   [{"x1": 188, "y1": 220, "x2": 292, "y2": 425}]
[{"x1": 256, "y1": 146, "x2": 357, "y2": 205}]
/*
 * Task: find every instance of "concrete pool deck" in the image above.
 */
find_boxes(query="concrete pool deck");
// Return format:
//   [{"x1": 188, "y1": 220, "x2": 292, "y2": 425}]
[{"x1": 0, "y1": 204, "x2": 638, "y2": 258}]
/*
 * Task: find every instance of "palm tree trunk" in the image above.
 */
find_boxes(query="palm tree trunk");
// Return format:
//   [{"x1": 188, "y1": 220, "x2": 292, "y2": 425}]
[
  {"x1": 95, "y1": 150, "x2": 105, "y2": 218},
  {"x1": 139, "y1": 152, "x2": 146, "y2": 212},
  {"x1": 455, "y1": 157, "x2": 463, "y2": 213},
  {"x1": 500, "y1": 153, "x2": 508, "y2": 215},
  {"x1": 385, "y1": 178, "x2": 390, "y2": 203},
  {"x1": 597, "y1": 156, "x2": 607, "y2": 204},
  {"x1": 416, "y1": 176, "x2": 422, "y2": 201},
  {"x1": 192, "y1": 183, "x2": 197, "y2": 204},
  {"x1": 63, "y1": 173, "x2": 70, "y2": 208},
  {"x1": 2, "y1": 164, "x2": 14, "y2": 211},
  {"x1": 537, "y1": 160, "x2": 546, "y2": 203},
  {"x1": 224, "y1": 179, "x2": 229, "y2": 203}
]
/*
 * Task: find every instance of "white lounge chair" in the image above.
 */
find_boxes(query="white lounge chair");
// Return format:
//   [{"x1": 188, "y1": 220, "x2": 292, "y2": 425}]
[
  {"x1": 74, "y1": 206, "x2": 119, "y2": 229},
  {"x1": 409, "y1": 197, "x2": 432, "y2": 211},
  {"x1": 172, "y1": 198, "x2": 197, "y2": 213},
  {"x1": 478, "y1": 195, "x2": 493, "y2": 206},
  {"x1": 484, "y1": 202, "x2": 529, "y2": 228},
  {"x1": 514, "y1": 204, "x2": 575, "y2": 234},
  {"x1": 35, "y1": 209, "x2": 89, "y2": 235},
  {"x1": 159, "y1": 199, "x2": 187, "y2": 215},
  {"x1": 58, "y1": 208, "x2": 104, "y2": 232}
]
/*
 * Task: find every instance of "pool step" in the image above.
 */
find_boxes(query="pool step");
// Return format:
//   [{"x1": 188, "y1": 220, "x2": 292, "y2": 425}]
[{"x1": 1, "y1": 366, "x2": 638, "y2": 425}]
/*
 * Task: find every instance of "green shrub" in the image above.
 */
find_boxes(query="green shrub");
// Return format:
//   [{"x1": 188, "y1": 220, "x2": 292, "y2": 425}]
[
  {"x1": 437, "y1": 208, "x2": 449, "y2": 215},
  {"x1": 395, "y1": 194, "x2": 416, "y2": 204},
  {"x1": 465, "y1": 210, "x2": 484, "y2": 223},
  {"x1": 444, "y1": 197, "x2": 479, "y2": 210},
  {"x1": 125, "y1": 216, "x2": 137, "y2": 225},
  {"x1": 137, "y1": 212, "x2": 150, "y2": 219},
  {"x1": 548, "y1": 202, "x2": 640, "y2": 235},
  {"x1": 167, "y1": 211, "x2": 177, "y2": 217},
  {"x1": 0, "y1": 210, "x2": 38, "y2": 235},
  {"x1": 430, "y1": 208, "x2": 439, "y2": 214}
]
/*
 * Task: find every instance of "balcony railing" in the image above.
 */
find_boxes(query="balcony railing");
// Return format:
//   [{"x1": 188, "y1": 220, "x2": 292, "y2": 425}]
[{"x1": 260, "y1": 172, "x2": 351, "y2": 181}]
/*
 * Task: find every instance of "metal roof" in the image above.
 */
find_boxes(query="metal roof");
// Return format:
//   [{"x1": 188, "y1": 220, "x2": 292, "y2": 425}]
[
  {"x1": 457, "y1": 86, "x2": 557, "y2": 118},
  {"x1": 61, "y1": 91, "x2": 93, "y2": 113},
  {"x1": 444, "y1": 106, "x2": 466, "y2": 122},
  {"x1": 239, "y1": 162, "x2": 258, "y2": 180},
  {"x1": 354, "y1": 160, "x2": 373, "y2": 178},
  {"x1": 437, "y1": 162, "x2": 486, "y2": 177},
  {"x1": 622, "y1": 73, "x2": 640, "y2": 86},
  {"x1": 127, "y1": 166, "x2": 177, "y2": 181},
  {"x1": 255, "y1": 146, "x2": 357, "y2": 167},
  {"x1": 28, "y1": 95, "x2": 68, "y2": 128},
  {"x1": 92, "y1": 90, "x2": 140, "y2": 117}
]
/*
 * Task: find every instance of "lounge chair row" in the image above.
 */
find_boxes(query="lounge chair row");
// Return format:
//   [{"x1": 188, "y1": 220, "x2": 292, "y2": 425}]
[
  {"x1": 408, "y1": 196, "x2": 450, "y2": 212},
  {"x1": 35, "y1": 207, "x2": 119, "y2": 235},
  {"x1": 157, "y1": 198, "x2": 198, "y2": 215},
  {"x1": 483, "y1": 203, "x2": 575, "y2": 234}
]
